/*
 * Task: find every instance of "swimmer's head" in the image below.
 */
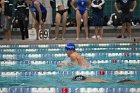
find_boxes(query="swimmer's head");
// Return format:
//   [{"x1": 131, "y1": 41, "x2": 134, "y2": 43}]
[
  {"x1": 65, "y1": 43, "x2": 76, "y2": 51},
  {"x1": 72, "y1": 75, "x2": 86, "y2": 81}
]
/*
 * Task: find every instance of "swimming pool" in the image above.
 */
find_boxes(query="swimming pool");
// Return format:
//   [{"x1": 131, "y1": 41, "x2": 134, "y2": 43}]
[{"x1": 0, "y1": 43, "x2": 140, "y2": 93}]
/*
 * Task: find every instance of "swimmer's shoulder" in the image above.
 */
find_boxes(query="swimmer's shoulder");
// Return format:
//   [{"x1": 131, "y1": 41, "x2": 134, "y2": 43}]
[{"x1": 117, "y1": 79, "x2": 140, "y2": 84}]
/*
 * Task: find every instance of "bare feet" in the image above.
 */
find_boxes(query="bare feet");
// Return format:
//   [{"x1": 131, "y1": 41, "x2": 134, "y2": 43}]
[
  {"x1": 52, "y1": 37, "x2": 57, "y2": 40},
  {"x1": 61, "y1": 38, "x2": 66, "y2": 40},
  {"x1": 98, "y1": 37, "x2": 102, "y2": 40},
  {"x1": 86, "y1": 37, "x2": 89, "y2": 40},
  {"x1": 76, "y1": 38, "x2": 79, "y2": 40}
]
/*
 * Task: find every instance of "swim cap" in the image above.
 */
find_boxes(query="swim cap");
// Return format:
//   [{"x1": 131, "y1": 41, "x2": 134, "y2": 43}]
[
  {"x1": 72, "y1": 75, "x2": 86, "y2": 81},
  {"x1": 65, "y1": 43, "x2": 76, "y2": 51}
]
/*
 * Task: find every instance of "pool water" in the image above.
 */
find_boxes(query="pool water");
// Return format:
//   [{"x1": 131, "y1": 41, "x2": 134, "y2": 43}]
[{"x1": 0, "y1": 43, "x2": 140, "y2": 93}]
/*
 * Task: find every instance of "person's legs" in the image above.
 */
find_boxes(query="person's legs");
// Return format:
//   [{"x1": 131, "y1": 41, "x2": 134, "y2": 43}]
[
  {"x1": 125, "y1": 12, "x2": 133, "y2": 39},
  {"x1": 4, "y1": 30, "x2": 8, "y2": 40},
  {"x1": 92, "y1": 12, "x2": 100, "y2": 39},
  {"x1": 61, "y1": 11, "x2": 68, "y2": 40},
  {"x1": 7, "y1": 29, "x2": 11, "y2": 41},
  {"x1": 24, "y1": 20, "x2": 29, "y2": 39},
  {"x1": 76, "y1": 10, "x2": 82, "y2": 40},
  {"x1": 120, "y1": 13, "x2": 129, "y2": 38},
  {"x1": 126, "y1": 22, "x2": 132, "y2": 38},
  {"x1": 3, "y1": 16, "x2": 7, "y2": 40},
  {"x1": 83, "y1": 11, "x2": 89, "y2": 39},
  {"x1": 4, "y1": 29, "x2": 11, "y2": 41},
  {"x1": 35, "y1": 22, "x2": 39, "y2": 40},
  {"x1": 4, "y1": 16, "x2": 12, "y2": 41},
  {"x1": 32, "y1": 17, "x2": 35, "y2": 28},
  {"x1": 95, "y1": 26, "x2": 98, "y2": 39},
  {"x1": 40, "y1": 23, "x2": 45, "y2": 40},
  {"x1": 52, "y1": 13, "x2": 61, "y2": 40},
  {"x1": 98, "y1": 11, "x2": 104, "y2": 39},
  {"x1": 24, "y1": 29, "x2": 28, "y2": 39},
  {"x1": 98, "y1": 26, "x2": 103, "y2": 39},
  {"x1": 121, "y1": 23, "x2": 126, "y2": 38},
  {"x1": 19, "y1": 20, "x2": 25, "y2": 40},
  {"x1": 40, "y1": 13, "x2": 47, "y2": 40}
]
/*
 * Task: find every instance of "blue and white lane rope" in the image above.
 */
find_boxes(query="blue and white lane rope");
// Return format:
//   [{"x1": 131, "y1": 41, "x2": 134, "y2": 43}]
[
  {"x1": 0, "y1": 88, "x2": 140, "y2": 93},
  {"x1": 1, "y1": 59, "x2": 140, "y2": 66},
  {"x1": 0, "y1": 71, "x2": 139, "y2": 77},
  {"x1": 0, "y1": 43, "x2": 140, "y2": 48},
  {"x1": 0, "y1": 53, "x2": 140, "y2": 60}
]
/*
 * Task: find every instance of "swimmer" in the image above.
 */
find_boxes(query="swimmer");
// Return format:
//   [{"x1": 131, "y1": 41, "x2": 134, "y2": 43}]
[
  {"x1": 72, "y1": 75, "x2": 108, "y2": 83},
  {"x1": 117, "y1": 79, "x2": 140, "y2": 84},
  {"x1": 57, "y1": 57, "x2": 76, "y2": 68},
  {"x1": 72, "y1": 75, "x2": 140, "y2": 84},
  {"x1": 57, "y1": 43, "x2": 92, "y2": 68}
]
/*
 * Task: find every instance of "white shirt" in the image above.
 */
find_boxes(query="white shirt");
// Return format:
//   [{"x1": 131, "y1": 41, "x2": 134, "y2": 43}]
[
  {"x1": 55, "y1": 0, "x2": 69, "y2": 11},
  {"x1": 91, "y1": 0, "x2": 105, "y2": 8}
]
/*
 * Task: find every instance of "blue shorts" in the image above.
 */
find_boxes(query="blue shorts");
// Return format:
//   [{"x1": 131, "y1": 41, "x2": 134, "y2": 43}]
[
  {"x1": 121, "y1": 12, "x2": 132, "y2": 23},
  {"x1": 92, "y1": 11, "x2": 104, "y2": 26}
]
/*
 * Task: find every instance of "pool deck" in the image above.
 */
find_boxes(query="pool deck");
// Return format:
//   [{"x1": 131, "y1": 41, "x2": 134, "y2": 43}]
[
  {"x1": 0, "y1": 26, "x2": 140, "y2": 44},
  {"x1": 0, "y1": 37, "x2": 139, "y2": 45}
]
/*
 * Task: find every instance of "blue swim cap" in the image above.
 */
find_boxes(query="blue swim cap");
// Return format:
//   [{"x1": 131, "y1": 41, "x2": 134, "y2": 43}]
[{"x1": 65, "y1": 43, "x2": 76, "y2": 51}]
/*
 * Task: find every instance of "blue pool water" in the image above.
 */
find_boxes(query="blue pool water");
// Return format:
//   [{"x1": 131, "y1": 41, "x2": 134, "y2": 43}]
[{"x1": 0, "y1": 43, "x2": 140, "y2": 93}]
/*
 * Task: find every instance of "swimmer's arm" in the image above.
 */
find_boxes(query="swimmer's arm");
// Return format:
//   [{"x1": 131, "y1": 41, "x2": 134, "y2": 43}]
[
  {"x1": 1, "y1": 0, "x2": 4, "y2": 14},
  {"x1": 57, "y1": 57, "x2": 69, "y2": 67},
  {"x1": 57, "y1": 63, "x2": 66, "y2": 67},
  {"x1": 71, "y1": 77, "x2": 108, "y2": 83},
  {"x1": 41, "y1": 0, "x2": 46, "y2": 7},
  {"x1": 114, "y1": 1, "x2": 121, "y2": 13},
  {"x1": 71, "y1": 0, "x2": 77, "y2": 11},
  {"x1": 30, "y1": 11, "x2": 36, "y2": 21},
  {"x1": 57, "y1": 57, "x2": 71, "y2": 67},
  {"x1": 57, "y1": 63, "x2": 75, "y2": 68},
  {"x1": 85, "y1": 77, "x2": 108, "y2": 83},
  {"x1": 70, "y1": 56, "x2": 79, "y2": 66},
  {"x1": 67, "y1": 63, "x2": 75, "y2": 67},
  {"x1": 88, "y1": 0, "x2": 91, "y2": 8},
  {"x1": 131, "y1": 0, "x2": 137, "y2": 12},
  {"x1": 34, "y1": 1, "x2": 42, "y2": 23}
]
